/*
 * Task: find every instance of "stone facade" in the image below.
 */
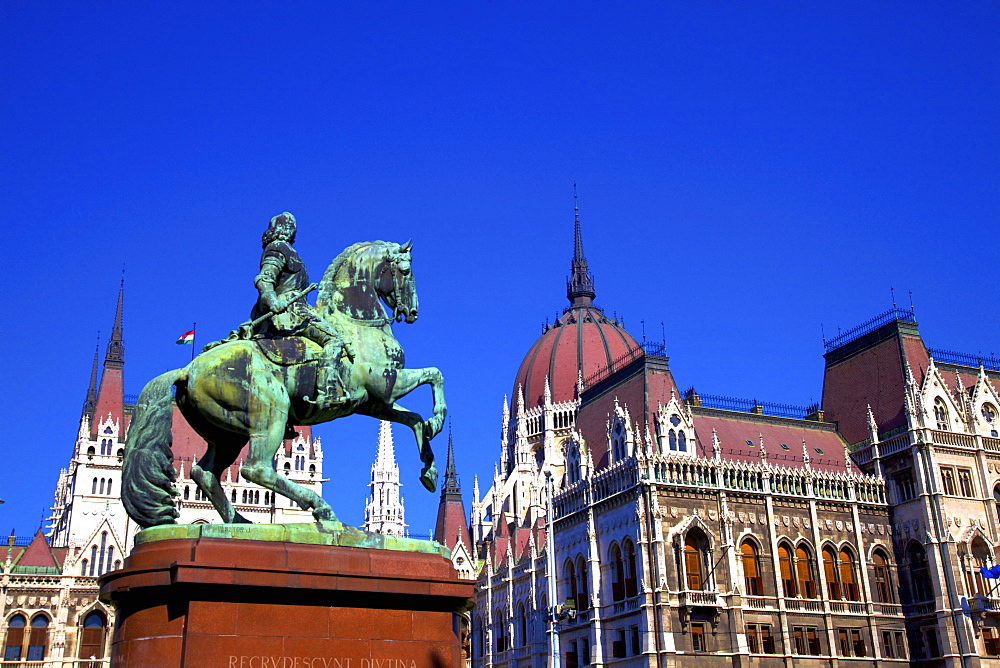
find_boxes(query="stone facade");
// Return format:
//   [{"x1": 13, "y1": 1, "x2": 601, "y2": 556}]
[{"x1": 471, "y1": 213, "x2": 1000, "y2": 667}]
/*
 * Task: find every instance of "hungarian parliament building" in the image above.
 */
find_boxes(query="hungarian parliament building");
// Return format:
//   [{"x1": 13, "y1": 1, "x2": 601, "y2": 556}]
[{"x1": 1, "y1": 210, "x2": 998, "y2": 668}]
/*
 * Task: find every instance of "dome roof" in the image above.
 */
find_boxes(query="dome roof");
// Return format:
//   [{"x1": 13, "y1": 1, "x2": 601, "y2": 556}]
[
  {"x1": 512, "y1": 204, "x2": 639, "y2": 407},
  {"x1": 514, "y1": 305, "x2": 638, "y2": 407}
]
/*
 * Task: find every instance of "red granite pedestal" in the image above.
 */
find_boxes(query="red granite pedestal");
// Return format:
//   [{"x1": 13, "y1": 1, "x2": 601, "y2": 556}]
[{"x1": 99, "y1": 537, "x2": 473, "y2": 668}]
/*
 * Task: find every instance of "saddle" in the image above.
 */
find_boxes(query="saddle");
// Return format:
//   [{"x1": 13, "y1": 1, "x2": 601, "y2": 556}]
[{"x1": 254, "y1": 336, "x2": 322, "y2": 367}]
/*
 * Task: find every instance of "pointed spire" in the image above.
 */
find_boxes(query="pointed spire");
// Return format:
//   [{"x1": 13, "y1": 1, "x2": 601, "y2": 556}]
[
  {"x1": 566, "y1": 184, "x2": 596, "y2": 309},
  {"x1": 442, "y1": 426, "x2": 461, "y2": 496},
  {"x1": 105, "y1": 276, "x2": 125, "y2": 369},
  {"x1": 375, "y1": 419, "x2": 395, "y2": 469},
  {"x1": 82, "y1": 337, "x2": 99, "y2": 414}
]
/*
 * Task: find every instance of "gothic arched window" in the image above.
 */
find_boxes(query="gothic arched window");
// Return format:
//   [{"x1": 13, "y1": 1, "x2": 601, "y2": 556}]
[
  {"x1": 741, "y1": 540, "x2": 763, "y2": 595},
  {"x1": 609, "y1": 543, "x2": 625, "y2": 601},
  {"x1": 684, "y1": 529, "x2": 709, "y2": 591},
  {"x1": 79, "y1": 611, "x2": 107, "y2": 661},
  {"x1": 778, "y1": 543, "x2": 796, "y2": 597},
  {"x1": 795, "y1": 545, "x2": 818, "y2": 599},
  {"x1": 26, "y1": 615, "x2": 48, "y2": 661},
  {"x1": 623, "y1": 539, "x2": 638, "y2": 598},
  {"x1": 871, "y1": 549, "x2": 893, "y2": 603},
  {"x1": 575, "y1": 555, "x2": 589, "y2": 610},
  {"x1": 934, "y1": 397, "x2": 950, "y2": 431},
  {"x1": 4, "y1": 614, "x2": 26, "y2": 660},
  {"x1": 906, "y1": 543, "x2": 932, "y2": 603}
]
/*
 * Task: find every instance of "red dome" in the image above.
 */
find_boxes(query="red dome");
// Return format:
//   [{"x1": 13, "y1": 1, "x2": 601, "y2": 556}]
[{"x1": 513, "y1": 305, "x2": 639, "y2": 407}]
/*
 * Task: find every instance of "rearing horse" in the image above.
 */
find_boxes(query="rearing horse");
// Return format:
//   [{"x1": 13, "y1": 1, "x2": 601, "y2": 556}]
[{"x1": 122, "y1": 240, "x2": 446, "y2": 528}]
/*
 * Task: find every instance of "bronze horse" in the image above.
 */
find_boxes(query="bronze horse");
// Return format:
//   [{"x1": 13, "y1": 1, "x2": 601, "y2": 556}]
[{"x1": 122, "y1": 241, "x2": 446, "y2": 528}]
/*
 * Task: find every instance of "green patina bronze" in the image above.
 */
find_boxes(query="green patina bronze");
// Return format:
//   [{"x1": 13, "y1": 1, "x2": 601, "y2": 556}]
[
  {"x1": 121, "y1": 213, "x2": 447, "y2": 529},
  {"x1": 135, "y1": 521, "x2": 450, "y2": 557}
]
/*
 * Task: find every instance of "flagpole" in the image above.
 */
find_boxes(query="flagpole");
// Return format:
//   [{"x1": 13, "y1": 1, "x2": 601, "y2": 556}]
[{"x1": 191, "y1": 322, "x2": 196, "y2": 361}]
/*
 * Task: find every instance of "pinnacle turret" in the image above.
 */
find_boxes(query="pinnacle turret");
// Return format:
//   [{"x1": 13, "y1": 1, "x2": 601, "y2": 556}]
[
  {"x1": 565, "y1": 189, "x2": 596, "y2": 309},
  {"x1": 82, "y1": 340, "x2": 99, "y2": 414}
]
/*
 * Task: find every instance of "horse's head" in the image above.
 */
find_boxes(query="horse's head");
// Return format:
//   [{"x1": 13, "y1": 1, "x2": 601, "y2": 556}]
[{"x1": 378, "y1": 240, "x2": 418, "y2": 323}]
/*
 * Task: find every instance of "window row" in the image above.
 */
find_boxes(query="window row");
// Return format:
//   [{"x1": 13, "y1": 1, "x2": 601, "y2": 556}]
[
  {"x1": 737, "y1": 539, "x2": 894, "y2": 603},
  {"x1": 80, "y1": 531, "x2": 119, "y2": 577},
  {"x1": 4, "y1": 611, "x2": 107, "y2": 662},
  {"x1": 562, "y1": 538, "x2": 641, "y2": 610},
  {"x1": 90, "y1": 477, "x2": 113, "y2": 496}
]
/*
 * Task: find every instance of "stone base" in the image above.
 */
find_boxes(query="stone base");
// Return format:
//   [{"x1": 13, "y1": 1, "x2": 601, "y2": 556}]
[{"x1": 100, "y1": 525, "x2": 472, "y2": 667}]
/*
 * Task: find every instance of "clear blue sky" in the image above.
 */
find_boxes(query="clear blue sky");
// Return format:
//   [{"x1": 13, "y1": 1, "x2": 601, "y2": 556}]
[{"x1": 1, "y1": 2, "x2": 997, "y2": 537}]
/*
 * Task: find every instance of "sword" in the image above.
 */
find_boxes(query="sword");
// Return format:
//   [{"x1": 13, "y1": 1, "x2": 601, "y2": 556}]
[{"x1": 247, "y1": 283, "x2": 318, "y2": 329}]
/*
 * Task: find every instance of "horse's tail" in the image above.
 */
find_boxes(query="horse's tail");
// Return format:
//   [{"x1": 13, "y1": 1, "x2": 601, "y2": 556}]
[{"x1": 122, "y1": 368, "x2": 186, "y2": 528}]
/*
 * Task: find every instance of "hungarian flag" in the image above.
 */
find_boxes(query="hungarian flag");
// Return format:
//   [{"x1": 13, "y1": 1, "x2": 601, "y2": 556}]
[{"x1": 176, "y1": 330, "x2": 195, "y2": 345}]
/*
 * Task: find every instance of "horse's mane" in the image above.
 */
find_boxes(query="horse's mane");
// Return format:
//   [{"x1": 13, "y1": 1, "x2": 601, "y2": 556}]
[{"x1": 316, "y1": 240, "x2": 395, "y2": 314}]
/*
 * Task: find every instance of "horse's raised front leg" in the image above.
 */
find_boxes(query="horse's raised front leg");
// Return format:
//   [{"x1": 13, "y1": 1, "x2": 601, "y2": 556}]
[
  {"x1": 387, "y1": 367, "x2": 448, "y2": 441},
  {"x1": 357, "y1": 401, "x2": 438, "y2": 493},
  {"x1": 239, "y1": 393, "x2": 338, "y2": 523}
]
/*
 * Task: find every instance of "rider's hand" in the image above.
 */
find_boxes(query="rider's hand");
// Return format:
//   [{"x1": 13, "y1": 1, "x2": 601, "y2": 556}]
[{"x1": 271, "y1": 296, "x2": 290, "y2": 313}]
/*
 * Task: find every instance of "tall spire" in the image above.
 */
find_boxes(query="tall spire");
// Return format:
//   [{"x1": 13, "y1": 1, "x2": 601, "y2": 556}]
[
  {"x1": 566, "y1": 184, "x2": 596, "y2": 309},
  {"x1": 442, "y1": 427, "x2": 461, "y2": 497},
  {"x1": 82, "y1": 337, "x2": 99, "y2": 414},
  {"x1": 104, "y1": 275, "x2": 125, "y2": 369}
]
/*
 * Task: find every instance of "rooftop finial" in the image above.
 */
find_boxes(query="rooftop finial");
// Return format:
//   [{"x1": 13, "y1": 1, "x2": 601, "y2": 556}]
[{"x1": 566, "y1": 184, "x2": 596, "y2": 309}]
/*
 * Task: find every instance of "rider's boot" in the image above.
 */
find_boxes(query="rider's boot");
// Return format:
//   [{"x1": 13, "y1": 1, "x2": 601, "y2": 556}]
[{"x1": 304, "y1": 342, "x2": 350, "y2": 409}]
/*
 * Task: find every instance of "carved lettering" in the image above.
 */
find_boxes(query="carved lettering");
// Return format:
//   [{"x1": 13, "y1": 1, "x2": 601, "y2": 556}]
[{"x1": 229, "y1": 658, "x2": 370, "y2": 668}]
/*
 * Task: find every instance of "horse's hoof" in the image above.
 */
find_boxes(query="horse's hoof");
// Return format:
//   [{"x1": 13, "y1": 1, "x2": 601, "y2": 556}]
[{"x1": 420, "y1": 464, "x2": 438, "y2": 493}]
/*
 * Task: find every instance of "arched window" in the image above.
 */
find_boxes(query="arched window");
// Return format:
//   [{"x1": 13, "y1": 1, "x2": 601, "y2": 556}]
[
  {"x1": 564, "y1": 559, "x2": 578, "y2": 609},
  {"x1": 796, "y1": 545, "x2": 818, "y2": 599},
  {"x1": 966, "y1": 537, "x2": 992, "y2": 597},
  {"x1": 231, "y1": 489, "x2": 237, "y2": 503},
  {"x1": 5, "y1": 614, "x2": 26, "y2": 660},
  {"x1": 91, "y1": 478, "x2": 97, "y2": 494},
  {"x1": 308, "y1": 464, "x2": 316, "y2": 474},
  {"x1": 242, "y1": 490, "x2": 248, "y2": 504},
  {"x1": 610, "y1": 543, "x2": 625, "y2": 601},
  {"x1": 97, "y1": 533, "x2": 107, "y2": 576},
  {"x1": 684, "y1": 530, "x2": 709, "y2": 591},
  {"x1": 612, "y1": 421, "x2": 627, "y2": 461},
  {"x1": 741, "y1": 540, "x2": 763, "y2": 596},
  {"x1": 668, "y1": 430, "x2": 677, "y2": 451},
  {"x1": 839, "y1": 548, "x2": 859, "y2": 600},
  {"x1": 678, "y1": 431, "x2": 687, "y2": 452},
  {"x1": 27, "y1": 615, "x2": 48, "y2": 661},
  {"x1": 778, "y1": 543, "x2": 796, "y2": 597},
  {"x1": 89, "y1": 545, "x2": 97, "y2": 576},
  {"x1": 99, "y1": 479, "x2": 105, "y2": 495},
  {"x1": 255, "y1": 490, "x2": 260, "y2": 504},
  {"x1": 906, "y1": 543, "x2": 932, "y2": 603},
  {"x1": 515, "y1": 601, "x2": 527, "y2": 647},
  {"x1": 566, "y1": 446, "x2": 581, "y2": 484},
  {"x1": 823, "y1": 547, "x2": 840, "y2": 599},
  {"x1": 184, "y1": 486, "x2": 190, "y2": 500},
  {"x1": 575, "y1": 555, "x2": 589, "y2": 610},
  {"x1": 623, "y1": 539, "x2": 638, "y2": 598},
  {"x1": 871, "y1": 549, "x2": 893, "y2": 603},
  {"x1": 106, "y1": 546, "x2": 115, "y2": 574},
  {"x1": 80, "y1": 559, "x2": 88, "y2": 576},
  {"x1": 79, "y1": 611, "x2": 107, "y2": 660},
  {"x1": 283, "y1": 462, "x2": 291, "y2": 473},
  {"x1": 934, "y1": 397, "x2": 950, "y2": 431},
  {"x1": 106, "y1": 479, "x2": 113, "y2": 496}
]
